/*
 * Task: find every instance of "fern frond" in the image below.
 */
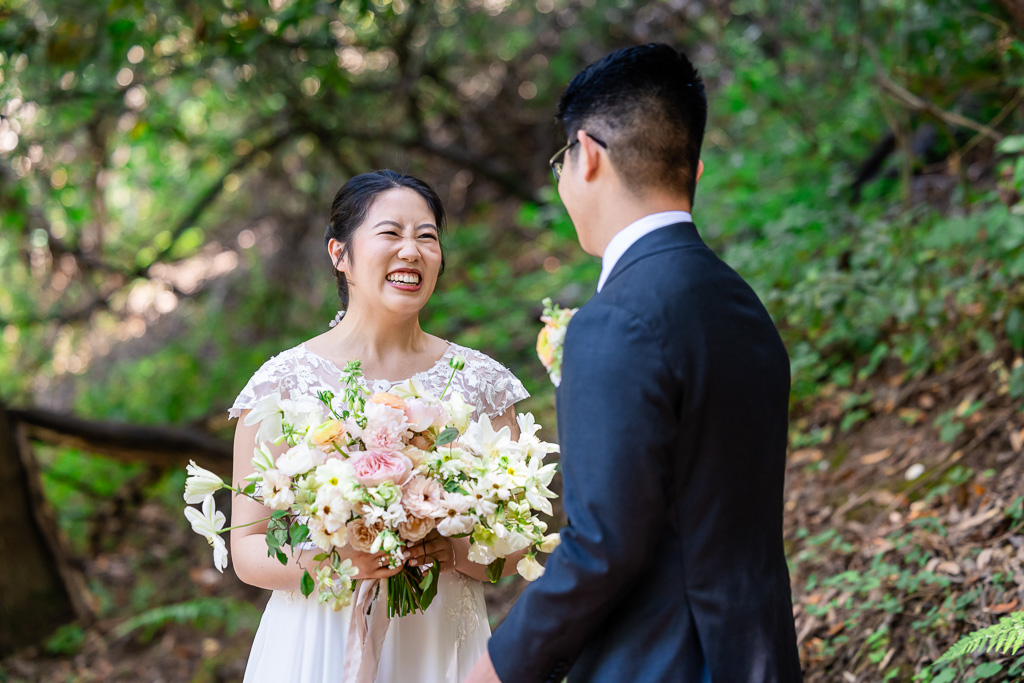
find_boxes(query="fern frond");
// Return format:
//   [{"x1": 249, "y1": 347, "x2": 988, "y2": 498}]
[
  {"x1": 114, "y1": 597, "x2": 260, "y2": 642},
  {"x1": 936, "y1": 611, "x2": 1024, "y2": 664}
]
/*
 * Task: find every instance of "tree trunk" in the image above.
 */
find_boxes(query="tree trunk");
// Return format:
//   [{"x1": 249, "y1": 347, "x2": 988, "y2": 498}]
[
  {"x1": 1000, "y1": 0, "x2": 1024, "y2": 38},
  {"x1": 0, "y1": 402, "x2": 91, "y2": 656}
]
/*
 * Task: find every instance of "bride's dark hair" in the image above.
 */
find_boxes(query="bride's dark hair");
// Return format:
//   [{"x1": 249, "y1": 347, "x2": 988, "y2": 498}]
[{"x1": 325, "y1": 170, "x2": 447, "y2": 308}]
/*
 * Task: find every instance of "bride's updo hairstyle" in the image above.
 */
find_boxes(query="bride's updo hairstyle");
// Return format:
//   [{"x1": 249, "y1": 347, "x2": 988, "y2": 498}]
[{"x1": 325, "y1": 170, "x2": 447, "y2": 308}]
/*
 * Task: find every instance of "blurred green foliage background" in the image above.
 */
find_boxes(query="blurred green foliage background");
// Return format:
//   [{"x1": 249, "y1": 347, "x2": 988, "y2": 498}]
[{"x1": 2, "y1": 0, "x2": 1024, "y2": 680}]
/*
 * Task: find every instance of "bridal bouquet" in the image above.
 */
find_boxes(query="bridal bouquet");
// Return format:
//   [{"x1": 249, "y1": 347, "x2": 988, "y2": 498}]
[
  {"x1": 184, "y1": 357, "x2": 559, "y2": 617},
  {"x1": 537, "y1": 297, "x2": 577, "y2": 387}
]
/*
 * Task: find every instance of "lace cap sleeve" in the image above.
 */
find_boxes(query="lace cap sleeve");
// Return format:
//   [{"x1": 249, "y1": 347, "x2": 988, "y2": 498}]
[
  {"x1": 451, "y1": 345, "x2": 530, "y2": 419},
  {"x1": 227, "y1": 345, "x2": 337, "y2": 419}
]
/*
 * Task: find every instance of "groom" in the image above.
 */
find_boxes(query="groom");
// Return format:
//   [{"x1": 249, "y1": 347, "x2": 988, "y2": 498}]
[{"x1": 466, "y1": 44, "x2": 802, "y2": 682}]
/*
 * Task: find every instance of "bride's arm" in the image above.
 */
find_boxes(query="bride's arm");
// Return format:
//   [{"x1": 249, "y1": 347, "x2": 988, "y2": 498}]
[
  {"x1": 229, "y1": 410, "x2": 403, "y2": 590},
  {"x1": 451, "y1": 405, "x2": 530, "y2": 582}
]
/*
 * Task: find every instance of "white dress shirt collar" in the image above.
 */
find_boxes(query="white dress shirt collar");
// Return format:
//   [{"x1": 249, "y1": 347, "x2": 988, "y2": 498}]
[{"x1": 597, "y1": 210, "x2": 693, "y2": 292}]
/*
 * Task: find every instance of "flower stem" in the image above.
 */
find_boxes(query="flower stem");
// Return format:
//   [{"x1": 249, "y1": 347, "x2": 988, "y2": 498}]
[{"x1": 221, "y1": 516, "x2": 273, "y2": 533}]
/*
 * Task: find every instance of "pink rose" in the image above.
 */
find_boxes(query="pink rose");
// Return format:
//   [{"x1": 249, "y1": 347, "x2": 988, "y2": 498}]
[
  {"x1": 350, "y1": 449, "x2": 413, "y2": 487},
  {"x1": 404, "y1": 398, "x2": 449, "y2": 432},
  {"x1": 402, "y1": 476, "x2": 443, "y2": 518}
]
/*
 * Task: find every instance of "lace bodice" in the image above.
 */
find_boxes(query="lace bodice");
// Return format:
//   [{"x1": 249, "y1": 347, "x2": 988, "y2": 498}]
[{"x1": 229, "y1": 341, "x2": 529, "y2": 420}]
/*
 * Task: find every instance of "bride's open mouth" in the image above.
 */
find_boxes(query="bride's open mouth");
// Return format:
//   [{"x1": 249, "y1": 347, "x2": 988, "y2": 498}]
[{"x1": 386, "y1": 269, "x2": 422, "y2": 291}]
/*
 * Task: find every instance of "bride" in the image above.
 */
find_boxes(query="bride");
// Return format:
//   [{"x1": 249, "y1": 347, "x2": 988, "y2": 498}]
[{"x1": 228, "y1": 170, "x2": 530, "y2": 682}]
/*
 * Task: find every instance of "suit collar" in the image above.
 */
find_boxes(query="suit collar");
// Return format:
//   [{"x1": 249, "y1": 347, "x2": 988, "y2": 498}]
[{"x1": 600, "y1": 222, "x2": 702, "y2": 291}]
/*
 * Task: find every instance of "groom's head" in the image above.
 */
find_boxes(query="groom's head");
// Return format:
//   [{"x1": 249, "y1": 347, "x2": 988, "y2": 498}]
[{"x1": 554, "y1": 44, "x2": 706, "y2": 253}]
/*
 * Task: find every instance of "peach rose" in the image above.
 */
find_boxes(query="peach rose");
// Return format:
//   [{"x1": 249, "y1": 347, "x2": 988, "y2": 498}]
[
  {"x1": 370, "y1": 392, "x2": 407, "y2": 412},
  {"x1": 401, "y1": 444, "x2": 430, "y2": 469},
  {"x1": 402, "y1": 476, "x2": 443, "y2": 518},
  {"x1": 536, "y1": 326, "x2": 555, "y2": 368},
  {"x1": 398, "y1": 515, "x2": 435, "y2": 543},
  {"x1": 311, "y1": 419, "x2": 347, "y2": 450},
  {"x1": 350, "y1": 449, "x2": 413, "y2": 487},
  {"x1": 347, "y1": 518, "x2": 385, "y2": 553}
]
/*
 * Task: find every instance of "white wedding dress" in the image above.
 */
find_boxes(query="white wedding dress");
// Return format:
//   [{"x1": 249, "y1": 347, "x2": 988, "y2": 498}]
[{"x1": 229, "y1": 341, "x2": 529, "y2": 683}]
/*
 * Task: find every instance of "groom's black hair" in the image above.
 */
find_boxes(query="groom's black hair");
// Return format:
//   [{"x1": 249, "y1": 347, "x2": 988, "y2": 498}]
[{"x1": 558, "y1": 43, "x2": 706, "y2": 203}]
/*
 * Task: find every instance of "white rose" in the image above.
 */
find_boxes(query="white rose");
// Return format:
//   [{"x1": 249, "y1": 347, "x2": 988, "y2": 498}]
[{"x1": 277, "y1": 442, "x2": 323, "y2": 477}]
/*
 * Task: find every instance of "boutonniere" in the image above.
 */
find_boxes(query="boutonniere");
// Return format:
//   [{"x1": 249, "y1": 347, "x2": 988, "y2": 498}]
[{"x1": 536, "y1": 297, "x2": 577, "y2": 387}]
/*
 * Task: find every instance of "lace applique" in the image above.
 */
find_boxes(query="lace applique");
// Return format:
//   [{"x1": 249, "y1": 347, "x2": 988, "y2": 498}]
[
  {"x1": 444, "y1": 572, "x2": 483, "y2": 646},
  {"x1": 228, "y1": 342, "x2": 529, "y2": 420}
]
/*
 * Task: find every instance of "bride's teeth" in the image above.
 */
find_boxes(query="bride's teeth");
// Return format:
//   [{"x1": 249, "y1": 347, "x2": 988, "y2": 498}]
[{"x1": 387, "y1": 273, "x2": 420, "y2": 285}]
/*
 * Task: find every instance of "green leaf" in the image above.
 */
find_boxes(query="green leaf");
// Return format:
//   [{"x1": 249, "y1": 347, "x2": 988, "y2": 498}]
[
  {"x1": 275, "y1": 549, "x2": 288, "y2": 565},
  {"x1": 300, "y1": 570, "x2": 315, "y2": 598},
  {"x1": 290, "y1": 523, "x2": 310, "y2": 547},
  {"x1": 435, "y1": 427, "x2": 459, "y2": 447},
  {"x1": 417, "y1": 563, "x2": 441, "y2": 611},
  {"x1": 974, "y1": 662, "x2": 1003, "y2": 677},
  {"x1": 313, "y1": 553, "x2": 329, "y2": 563},
  {"x1": 997, "y1": 135, "x2": 1024, "y2": 155},
  {"x1": 485, "y1": 557, "x2": 506, "y2": 583},
  {"x1": 272, "y1": 510, "x2": 289, "y2": 519},
  {"x1": 443, "y1": 479, "x2": 466, "y2": 494},
  {"x1": 242, "y1": 482, "x2": 257, "y2": 496}
]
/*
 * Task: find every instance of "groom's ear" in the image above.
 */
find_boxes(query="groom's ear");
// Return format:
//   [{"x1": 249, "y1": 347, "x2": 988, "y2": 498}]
[
  {"x1": 577, "y1": 130, "x2": 605, "y2": 183},
  {"x1": 695, "y1": 158, "x2": 705, "y2": 184}
]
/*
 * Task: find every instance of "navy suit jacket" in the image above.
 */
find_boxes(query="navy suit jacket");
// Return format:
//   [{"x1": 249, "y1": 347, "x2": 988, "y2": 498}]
[{"x1": 489, "y1": 223, "x2": 802, "y2": 682}]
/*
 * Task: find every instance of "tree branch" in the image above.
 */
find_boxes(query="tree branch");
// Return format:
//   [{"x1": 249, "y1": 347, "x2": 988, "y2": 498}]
[
  {"x1": 865, "y1": 40, "x2": 1006, "y2": 143},
  {"x1": 9, "y1": 407, "x2": 233, "y2": 475}
]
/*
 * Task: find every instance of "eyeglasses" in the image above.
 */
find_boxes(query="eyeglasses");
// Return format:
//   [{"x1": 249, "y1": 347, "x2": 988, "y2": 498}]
[{"x1": 548, "y1": 132, "x2": 608, "y2": 182}]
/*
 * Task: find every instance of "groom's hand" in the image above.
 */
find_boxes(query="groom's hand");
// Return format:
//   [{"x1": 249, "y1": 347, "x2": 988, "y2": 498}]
[{"x1": 464, "y1": 651, "x2": 502, "y2": 683}]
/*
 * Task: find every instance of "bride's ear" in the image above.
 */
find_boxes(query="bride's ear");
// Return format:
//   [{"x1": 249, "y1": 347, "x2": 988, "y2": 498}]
[{"x1": 328, "y1": 238, "x2": 347, "y2": 273}]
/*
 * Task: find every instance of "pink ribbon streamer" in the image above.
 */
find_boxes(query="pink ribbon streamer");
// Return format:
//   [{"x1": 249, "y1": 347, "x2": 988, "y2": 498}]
[{"x1": 342, "y1": 579, "x2": 391, "y2": 683}]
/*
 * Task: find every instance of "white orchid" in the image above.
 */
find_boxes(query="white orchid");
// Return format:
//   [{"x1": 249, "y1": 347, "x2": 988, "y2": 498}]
[
  {"x1": 184, "y1": 495, "x2": 228, "y2": 572},
  {"x1": 183, "y1": 460, "x2": 225, "y2": 504},
  {"x1": 522, "y1": 457, "x2": 559, "y2": 516},
  {"x1": 516, "y1": 413, "x2": 560, "y2": 459},
  {"x1": 391, "y1": 377, "x2": 429, "y2": 400},
  {"x1": 462, "y1": 414, "x2": 513, "y2": 461},
  {"x1": 281, "y1": 397, "x2": 324, "y2": 436},
  {"x1": 244, "y1": 392, "x2": 285, "y2": 445}
]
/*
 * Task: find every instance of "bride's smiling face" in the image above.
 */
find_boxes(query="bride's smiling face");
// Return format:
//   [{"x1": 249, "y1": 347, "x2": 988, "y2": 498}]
[{"x1": 330, "y1": 187, "x2": 443, "y2": 316}]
